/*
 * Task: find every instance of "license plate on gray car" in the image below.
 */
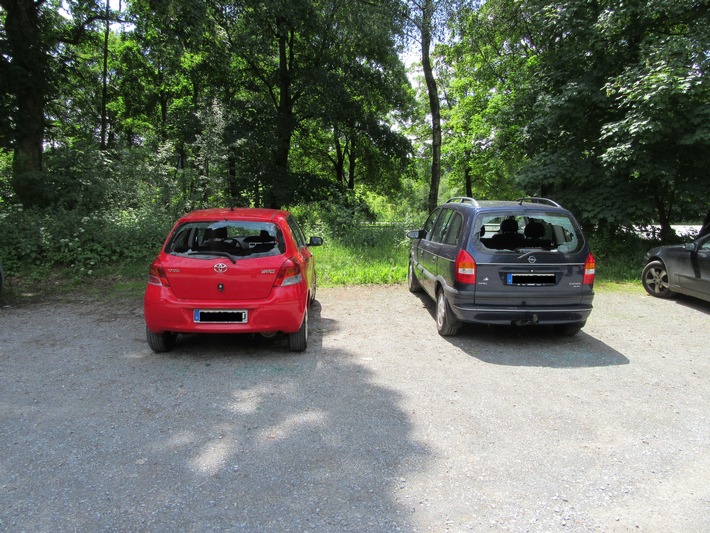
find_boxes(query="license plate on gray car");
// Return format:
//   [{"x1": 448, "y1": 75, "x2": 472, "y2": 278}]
[
  {"x1": 507, "y1": 273, "x2": 556, "y2": 286},
  {"x1": 193, "y1": 310, "x2": 248, "y2": 323}
]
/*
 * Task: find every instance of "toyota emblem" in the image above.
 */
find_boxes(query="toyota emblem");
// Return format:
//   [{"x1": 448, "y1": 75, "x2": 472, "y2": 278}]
[
  {"x1": 528, "y1": 256, "x2": 537, "y2": 264},
  {"x1": 214, "y1": 263, "x2": 228, "y2": 273}
]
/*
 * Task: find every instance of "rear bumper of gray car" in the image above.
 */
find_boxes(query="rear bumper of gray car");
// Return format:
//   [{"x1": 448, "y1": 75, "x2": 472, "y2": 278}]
[{"x1": 448, "y1": 289, "x2": 594, "y2": 326}]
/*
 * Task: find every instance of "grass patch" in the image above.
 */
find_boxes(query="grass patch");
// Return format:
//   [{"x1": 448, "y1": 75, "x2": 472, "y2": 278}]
[
  {"x1": 311, "y1": 228, "x2": 409, "y2": 286},
  {"x1": 595, "y1": 280, "x2": 641, "y2": 294}
]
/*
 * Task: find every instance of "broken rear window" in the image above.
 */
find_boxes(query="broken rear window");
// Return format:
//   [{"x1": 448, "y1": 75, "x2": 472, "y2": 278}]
[
  {"x1": 165, "y1": 221, "x2": 286, "y2": 259},
  {"x1": 477, "y1": 213, "x2": 584, "y2": 253}
]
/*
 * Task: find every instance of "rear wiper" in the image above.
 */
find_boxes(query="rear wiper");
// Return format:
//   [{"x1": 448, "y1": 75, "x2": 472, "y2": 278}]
[
  {"x1": 186, "y1": 250, "x2": 237, "y2": 264},
  {"x1": 516, "y1": 249, "x2": 557, "y2": 260}
]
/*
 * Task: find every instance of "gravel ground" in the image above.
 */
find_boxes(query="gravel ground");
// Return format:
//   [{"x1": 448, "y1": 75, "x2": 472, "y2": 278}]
[{"x1": 0, "y1": 285, "x2": 708, "y2": 532}]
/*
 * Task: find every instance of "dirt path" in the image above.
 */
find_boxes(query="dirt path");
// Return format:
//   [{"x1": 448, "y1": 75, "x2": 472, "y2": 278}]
[{"x1": 1, "y1": 286, "x2": 708, "y2": 531}]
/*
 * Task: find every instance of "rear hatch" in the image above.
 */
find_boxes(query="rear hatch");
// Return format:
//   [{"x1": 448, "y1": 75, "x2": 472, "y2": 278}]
[
  {"x1": 160, "y1": 220, "x2": 287, "y2": 301},
  {"x1": 473, "y1": 211, "x2": 591, "y2": 306}
]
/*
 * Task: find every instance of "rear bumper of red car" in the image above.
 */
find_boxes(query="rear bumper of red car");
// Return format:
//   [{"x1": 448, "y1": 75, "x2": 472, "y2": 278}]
[{"x1": 144, "y1": 284, "x2": 306, "y2": 335}]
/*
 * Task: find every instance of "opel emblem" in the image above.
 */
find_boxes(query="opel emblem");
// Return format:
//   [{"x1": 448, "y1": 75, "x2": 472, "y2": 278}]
[
  {"x1": 214, "y1": 263, "x2": 228, "y2": 273},
  {"x1": 528, "y1": 256, "x2": 537, "y2": 264}
]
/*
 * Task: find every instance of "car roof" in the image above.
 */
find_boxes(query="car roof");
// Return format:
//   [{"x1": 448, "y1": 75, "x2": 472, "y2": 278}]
[
  {"x1": 178, "y1": 208, "x2": 289, "y2": 223},
  {"x1": 439, "y1": 198, "x2": 573, "y2": 216}
]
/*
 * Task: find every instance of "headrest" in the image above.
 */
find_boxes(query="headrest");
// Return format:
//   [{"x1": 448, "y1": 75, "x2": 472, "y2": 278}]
[
  {"x1": 500, "y1": 219, "x2": 518, "y2": 233},
  {"x1": 524, "y1": 221, "x2": 545, "y2": 238}
]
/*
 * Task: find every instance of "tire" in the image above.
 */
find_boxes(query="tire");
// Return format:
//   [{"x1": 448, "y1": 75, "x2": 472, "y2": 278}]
[
  {"x1": 436, "y1": 290, "x2": 460, "y2": 336},
  {"x1": 642, "y1": 260, "x2": 673, "y2": 298},
  {"x1": 288, "y1": 308, "x2": 308, "y2": 352},
  {"x1": 408, "y1": 260, "x2": 423, "y2": 293},
  {"x1": 146, "y1": 327, "x2": 176, "y2": 353}
]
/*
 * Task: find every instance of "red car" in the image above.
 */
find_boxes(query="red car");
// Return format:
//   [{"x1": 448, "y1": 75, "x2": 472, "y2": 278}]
[{"x1": 144, "y1": 208, "x2": 322, "y2": 352}]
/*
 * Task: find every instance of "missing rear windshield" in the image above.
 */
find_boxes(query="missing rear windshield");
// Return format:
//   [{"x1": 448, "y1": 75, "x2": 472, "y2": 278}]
[
  {"x1": 477, "y1": 213, "x2": 583, "y2": 253},
  {"x1": 165, "y1": 221, "x2": 286, "y2": 259}
]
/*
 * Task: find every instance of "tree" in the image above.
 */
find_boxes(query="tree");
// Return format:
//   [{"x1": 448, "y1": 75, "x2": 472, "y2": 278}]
[
  {"x1": 598, "y1": 0, "x2": 710, "y2": 237},
  {"x1": 0, "y1": 0, "x2": 115, "y2": 206},
  {"x1": 437, "y1": 0, "x2": 527, "y2": 200},
  {"x1": 1, "y1": 0, "x2": 51, "y2": 197},
  {"x1": 405, "y1": 0, "x2": 478, "y2": 211},
  {"x1": 206, "y1": 0, "x2": 411, "y2": 207},
  {"x1": 441, "y1": 0, "x2": 710, "y2": 235}
]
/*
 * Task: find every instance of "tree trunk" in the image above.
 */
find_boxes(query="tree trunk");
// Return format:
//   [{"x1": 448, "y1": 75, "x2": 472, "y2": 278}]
[
  {"x1": 268, "y1": 20, "x2": 296, "y2": 209},
  {"x1": 347, "y1": 136, "x2": 356, "y2": 190},
  {"x1": 2, "y1": 0, "x2": 47, "y2": 205},
  {"x1": 332, "y1": 129, "x2": 346, "y2": 186},
  {"x1": 655, "y1": 191, "x2": 676, "y2": 241},
  {"x1": 464, "y1": 166, "x2": 473, "y2": 198},
  {"x1": 421, "y1": 0, "x2": 441, "y2": 212},
  {"x1": 100, "y1": 0, "x2": 110, "y2": 150}
]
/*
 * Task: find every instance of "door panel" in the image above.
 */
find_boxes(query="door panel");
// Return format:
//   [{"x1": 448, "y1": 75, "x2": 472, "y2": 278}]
[{"x1": 678, "y1": 237, "x2": 710, "y2": 297}]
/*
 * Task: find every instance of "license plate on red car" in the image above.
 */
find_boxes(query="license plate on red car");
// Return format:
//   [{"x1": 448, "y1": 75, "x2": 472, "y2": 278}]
[{"x1": 193, "y1": 310, "x2": 248, "y2": 323}]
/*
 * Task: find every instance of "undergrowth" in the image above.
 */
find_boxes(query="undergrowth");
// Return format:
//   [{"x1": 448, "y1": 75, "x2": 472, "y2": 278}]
[{"x1": 0, "y1": 205, "x2": 677, "y2": 300}]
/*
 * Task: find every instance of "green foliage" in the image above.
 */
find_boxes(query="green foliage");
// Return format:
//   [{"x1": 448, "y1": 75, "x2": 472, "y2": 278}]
[
  {"x1": 0, "y1": 196, "x2": 661, "y2": 291},
  {"x1": 0, "y1": 205, "x2": 173, "y2": 280},
  {"x1": 589, "y1": 231, "x2": 663, "y2": 284},
  {"x1": 438, "y1": 0, "x2": 710, "y2": 233}
]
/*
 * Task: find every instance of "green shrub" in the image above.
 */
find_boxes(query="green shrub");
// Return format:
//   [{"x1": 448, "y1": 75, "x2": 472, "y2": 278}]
[
  {"x1": 0, "y1": 205, "x2": 173, "y2": 280},
  {"x1": 589, "y1": 230, "x2": 658, "y2": 283}
]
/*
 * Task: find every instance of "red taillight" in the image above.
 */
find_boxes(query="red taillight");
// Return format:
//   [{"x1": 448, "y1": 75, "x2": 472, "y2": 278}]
[
  {"x1": 455, "y1": 249, "x2": 477, "y2": 284},
  {"x1": 148, "y1": 260, "x2": 171, "y2": 287},
  {"x1": 274, "y1": 258, "x2": 303, "y2": 287},
  {"x1": 583, "y1": 253, "x2": 596, "y2": 285}
]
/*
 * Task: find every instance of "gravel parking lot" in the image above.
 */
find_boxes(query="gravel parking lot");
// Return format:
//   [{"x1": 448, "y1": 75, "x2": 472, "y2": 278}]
[{"x1": 1, "y1": 285, "x2": 708, "y2": 532}]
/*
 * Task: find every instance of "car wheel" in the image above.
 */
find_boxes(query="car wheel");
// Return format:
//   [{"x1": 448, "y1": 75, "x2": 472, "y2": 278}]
[
  {"x1": 436, "y1": 290, "x2": 460, "y2": 336},
  {"x1": 408, "y1": 260, "x2": 423, "y2": 293},
  {"x1": 288, "y1": 308, "x2": 308, "y2": 352},
  {"x1": 642, "y1": 260, "x2": 673, "y2": 298},
  {"x1": 146, "y1": 327, "x2": 176, "y2": 353}
]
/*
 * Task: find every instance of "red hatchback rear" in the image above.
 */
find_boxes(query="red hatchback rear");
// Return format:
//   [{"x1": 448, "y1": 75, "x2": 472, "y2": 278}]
[{"x1": 144, "y1": 208, "x2": 322, "y2": 352}]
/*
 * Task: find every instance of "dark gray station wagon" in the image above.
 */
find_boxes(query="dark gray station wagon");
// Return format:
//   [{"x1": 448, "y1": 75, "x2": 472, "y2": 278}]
[{"x1": 407, "y1": 197, "x2": 596, "y2": 336}]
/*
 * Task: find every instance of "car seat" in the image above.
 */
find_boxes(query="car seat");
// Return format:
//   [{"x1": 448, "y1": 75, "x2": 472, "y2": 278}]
[
  {"x1": 523, "y1": 221, "x2": 552, "y2": 248},
  {"x1": 491, "y1": 218, "x2": 524, "y2": 250}
]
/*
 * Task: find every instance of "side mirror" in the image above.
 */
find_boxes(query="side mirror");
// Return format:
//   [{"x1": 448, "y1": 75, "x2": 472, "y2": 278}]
[
  {"x1": 407, "y1": 229, "x2": 425, "y2": 239},
  {"x1": 684, "y1": 242, "x2": 698, "y2": 252},
  {"x1": 309, "y1": 236, "x2": 323, "y2": 247}
]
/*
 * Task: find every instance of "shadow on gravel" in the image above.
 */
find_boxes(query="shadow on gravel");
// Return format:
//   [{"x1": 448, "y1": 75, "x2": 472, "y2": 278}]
[
  {"x1": 449, "y1": 326, "x2": 630, "y2": 368},
  {"x1": 669, "y1": 293, "x2": 710, "y2": 314},
  {"x1": 416, "y1": 293, "x2": 629, "y2": 368},
  {"x1": 0, "y1": 298, "x2": 429, "y2": 531}
]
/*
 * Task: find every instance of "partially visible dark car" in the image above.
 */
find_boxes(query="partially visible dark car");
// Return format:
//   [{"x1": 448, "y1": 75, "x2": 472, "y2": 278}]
[
  {"x1": 641, "y1": 233, "x2": 710, "y2": 303},
  {"x1": 407, "y1": 197, "x2": 595, "y2": 336}
]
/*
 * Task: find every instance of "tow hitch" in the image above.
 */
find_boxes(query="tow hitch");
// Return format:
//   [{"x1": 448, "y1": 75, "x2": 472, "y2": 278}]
[{"x1": 513, "y1": 313, "x2": 539, "y2": 326}]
